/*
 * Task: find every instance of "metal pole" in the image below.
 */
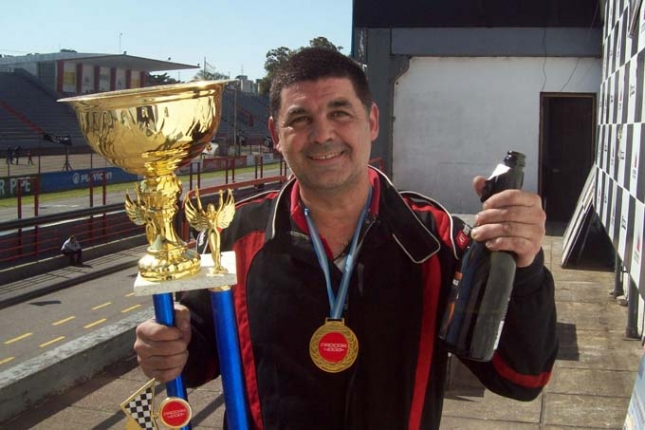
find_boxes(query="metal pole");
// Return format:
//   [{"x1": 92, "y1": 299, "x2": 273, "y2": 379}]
[
  {"x1": 102, "y1": 172, "x2": 107, "y2": 206},
  {"x1": 34, "y1": 176, "x2": 39, "y2": 217},
  {"x1": 626, "y1": 277, "x2": 640, "y2": 339},
  {"x1": 209, "y1": 286, "x2": 250, "y2": 429},
  {"x1": 189, "y1": 163, "x2": 194, "y2": 191},
  {"x1": 17, "y1": 179, "x2": 23, "y2": 257},
  {"x1": 89, "y1": 174, "x2": 95, "y2": 242},
  {"x1": 234, "y1": 83, "x2": 238, "y2": 157},
  {"x1": 255, "y1": 155, "x2": 259, "y2": 180},
  {"x1": 89, "y1": 173, "x2": 94, "y2": 208},
  {"x1": 612, "y1": 255, "x2": 624, "y2": 298},
  {"x1": 17, "y1": 179, "x2": 22, "y2": 220},
  {"x1": 102, "y1": 172, "x2": 107, "y2": 240},
  {"x1": 153, "y1": 293, "x2": 192, "y2": 430},
  {"x1": 34, "y1": 177, "x2": 39, "y2": 254},
  {"x1": 197, "y1": 161, "x2": 201, "y2": 189}
]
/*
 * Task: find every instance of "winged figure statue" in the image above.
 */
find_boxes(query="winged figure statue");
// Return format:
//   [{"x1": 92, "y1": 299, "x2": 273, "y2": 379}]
[
  {"x1": 125, "y1": 185, "x2": 159, "y2": 245},
  {"x1": 184, "y1": 188, "x2": 235, "y2": 275}
]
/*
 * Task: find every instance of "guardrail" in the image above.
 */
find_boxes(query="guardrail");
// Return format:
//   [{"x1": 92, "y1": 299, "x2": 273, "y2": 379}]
[
  {"x1": 0, "y1": 203, "x2": 141, "y2": 267},
  {"x1": 0, "y1": 156, "x2": 384, "y2": 270},
  {"x1": 0, "y1": 176, "x2": 289, "y2": 270}
]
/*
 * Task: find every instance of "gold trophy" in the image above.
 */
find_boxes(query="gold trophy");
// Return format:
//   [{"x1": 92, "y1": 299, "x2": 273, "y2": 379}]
[
  {"x1": 184, "y1": 188, "x2": 236, "y2": 276},
  {"x1": 60, "y1": 81, "x2": 229, "y2": 282},
  {"x1": 60, "y1": 81, "x2": 246, "y2": 430}
]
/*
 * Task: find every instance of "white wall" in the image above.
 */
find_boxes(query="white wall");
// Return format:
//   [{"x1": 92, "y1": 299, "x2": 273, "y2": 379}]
[{"x1": 392, "y1": 56, "x2": 602, "y2": 214}]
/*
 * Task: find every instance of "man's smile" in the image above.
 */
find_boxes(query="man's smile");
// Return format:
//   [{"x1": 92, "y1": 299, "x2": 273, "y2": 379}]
[{"x1": 309, "y1": 150, "x2": 345, "y2": 161}]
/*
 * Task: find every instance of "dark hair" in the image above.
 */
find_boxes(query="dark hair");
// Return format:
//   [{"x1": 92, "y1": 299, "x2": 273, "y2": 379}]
[{"x1": 269, "y1": 47, "x2": 372, "y2": 119}]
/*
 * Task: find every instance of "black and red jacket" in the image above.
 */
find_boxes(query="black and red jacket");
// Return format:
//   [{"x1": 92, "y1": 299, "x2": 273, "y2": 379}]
[{"x1": 180, "y1": 167, "x2": 558, "y2": 429}]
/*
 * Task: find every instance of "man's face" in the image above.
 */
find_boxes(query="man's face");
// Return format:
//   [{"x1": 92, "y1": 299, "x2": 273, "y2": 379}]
[{"x1": 269, "y1": 77, "x2": 379, "y2": 193}]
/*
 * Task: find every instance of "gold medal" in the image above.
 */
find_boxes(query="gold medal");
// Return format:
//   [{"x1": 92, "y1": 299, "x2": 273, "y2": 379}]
[{"x1": 309, "y1": 318, "x2": 359, "y2": 373}]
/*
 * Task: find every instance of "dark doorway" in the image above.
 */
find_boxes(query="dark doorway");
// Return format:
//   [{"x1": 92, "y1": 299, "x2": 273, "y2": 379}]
[{"x1": 540, "y1": 94, "x2": 595, "y2": 224}]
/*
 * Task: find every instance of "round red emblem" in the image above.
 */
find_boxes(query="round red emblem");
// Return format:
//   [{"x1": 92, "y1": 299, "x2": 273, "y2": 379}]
[
  {"x1": 159, "y1": 397, "x2": 192, "y2": 428},
  {"x1": 318, "y1": 331, "x2": 349, "y2": 363}
]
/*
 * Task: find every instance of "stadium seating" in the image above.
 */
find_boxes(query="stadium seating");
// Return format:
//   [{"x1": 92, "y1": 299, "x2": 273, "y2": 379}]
[
  {"x1": 216, "y1": 86, "x2": 271, "y2": 147},
  {"x1": 0, "y1": 70, "x2": 85, "y2": 150},
  {"x1": 0, "y1": 70, "x2": 271, "y2": 153}
]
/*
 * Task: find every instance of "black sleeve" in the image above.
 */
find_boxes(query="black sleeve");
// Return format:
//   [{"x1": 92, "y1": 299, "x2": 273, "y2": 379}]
[
  {"x1": 459, "y1": 249, "x2": 559, "y2": 400},
  {"x1": 178, "y1": 289, "x2": 221, "y2": 388}
]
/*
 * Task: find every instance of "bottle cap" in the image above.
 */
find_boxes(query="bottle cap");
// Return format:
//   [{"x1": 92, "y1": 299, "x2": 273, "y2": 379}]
[{"x1": 504, "y1": 151, "x2": 526, "y2": 168}]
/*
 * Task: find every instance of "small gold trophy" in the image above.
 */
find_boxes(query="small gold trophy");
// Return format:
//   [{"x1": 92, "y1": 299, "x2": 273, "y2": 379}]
[
  {"x1": 184, "y1": 188, "x2": 236, "y2": 276},
  {"x1": 60, "y1": 81, "x2": 229, "y2": 282}
]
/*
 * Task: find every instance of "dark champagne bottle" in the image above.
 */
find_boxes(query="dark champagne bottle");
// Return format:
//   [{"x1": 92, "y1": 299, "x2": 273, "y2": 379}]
[{"x1": 439, "y1": 151, "x2": 526, "y2": 361}]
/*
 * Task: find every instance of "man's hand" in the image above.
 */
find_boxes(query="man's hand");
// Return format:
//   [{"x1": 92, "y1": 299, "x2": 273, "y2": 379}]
[
  {"x1": 133, "y1": 304, "x2": 192, "y2": 383},
  {"x1": 470, "y1": 176, "x2": 546, "y2": 268}
]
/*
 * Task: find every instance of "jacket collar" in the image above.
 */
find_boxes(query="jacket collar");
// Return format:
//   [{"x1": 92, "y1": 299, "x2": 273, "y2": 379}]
[
  {"x1": 265, "y1": 167, "x2": 441, "y2": 263},
  {"x1": 370, "y1": 168, "x2": 441, "y2": 263}
]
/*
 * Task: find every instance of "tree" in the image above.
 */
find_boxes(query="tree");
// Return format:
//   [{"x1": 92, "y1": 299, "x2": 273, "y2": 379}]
[
  {"x1": 309, "y1": 37, "x2": 343, "y2": 52},
  {"x1": 264, "y1": 46, "x2": 294, "y2": 76},
  {"x1": 258, "y1": 38, "x2": 343, "y2": 95},
  {"x1": 194, "y1": 59, "x2": 230, "y2": 81},
  {"x1": 146, "y1": 72, "x2": 179, "y2": 86},
  {"x1": 193, "y1": 69, "x2": 230, "y2": 81},
  {"x1": 258, "y1": 46, "x2": 293, "y2": 95}
]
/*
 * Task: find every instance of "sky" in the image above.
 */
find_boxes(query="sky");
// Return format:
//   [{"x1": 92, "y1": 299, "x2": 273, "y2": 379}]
[{"x1": 1, "y1": 0, "x2": 353, "y2": 82}]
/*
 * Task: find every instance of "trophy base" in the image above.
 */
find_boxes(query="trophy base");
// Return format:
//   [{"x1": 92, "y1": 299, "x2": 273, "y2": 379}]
[
  {"x1": 134, "y1": 251, "x2": 237, "y2": 296},
  {"x1": 137, "y1": 248, "x2": 202, "y2": 282}
]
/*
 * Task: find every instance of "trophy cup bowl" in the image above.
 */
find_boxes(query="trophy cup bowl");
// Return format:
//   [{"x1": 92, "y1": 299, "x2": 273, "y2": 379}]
[{"x1": 60, "y1": 80, "x2": 230, "y2": 281}]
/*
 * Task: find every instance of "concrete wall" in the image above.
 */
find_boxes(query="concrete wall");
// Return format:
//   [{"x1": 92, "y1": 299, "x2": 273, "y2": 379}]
[{"x1": 392, "y1": 56, "x2": 602, "y2": 213}]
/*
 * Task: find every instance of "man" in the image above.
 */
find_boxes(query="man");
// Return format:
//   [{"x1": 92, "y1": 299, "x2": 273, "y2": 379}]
[
  {"x1": 61, "y1": 235, "x2": 83, "y2": 265},
  {"x1": 134, "y1": 48, "x2": 558, "y2": 429}
]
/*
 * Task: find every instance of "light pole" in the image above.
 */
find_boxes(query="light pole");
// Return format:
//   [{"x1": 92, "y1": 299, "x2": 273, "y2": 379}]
[
  {"x1": 119, "y1": 32, "x2": 123, "y2": 53},
  {"x1": 38, "y1": 135, "x2": 42, "y2": 175}
]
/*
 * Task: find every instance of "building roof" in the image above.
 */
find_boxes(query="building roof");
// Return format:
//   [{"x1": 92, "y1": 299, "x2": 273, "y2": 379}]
[
  {"x1": 0, "y1": 52, "x2": 198, "y2": 72},
  {"x1": 353, "y1": 0, "x2": 602, "y2": 28},
  {"x1": 61, "y1": 54, "x2": 197, "y2": 71}
]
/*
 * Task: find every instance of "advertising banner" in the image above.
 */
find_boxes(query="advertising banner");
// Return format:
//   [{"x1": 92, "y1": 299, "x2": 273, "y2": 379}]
[{"x1": 0, "y1": 167, "x2": 139, "y2": 197}]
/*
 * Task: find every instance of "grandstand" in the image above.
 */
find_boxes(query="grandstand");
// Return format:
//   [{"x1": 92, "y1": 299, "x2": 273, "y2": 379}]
[
  {"x1": 0, "y1": 52, "x2": 271, "y2": 157},
  {"x1": 0, "y1": 69, "x2": 85, "y2": 151},
  {"x1": 215, "y1": 84, "x2": 271, "y2": 150}
]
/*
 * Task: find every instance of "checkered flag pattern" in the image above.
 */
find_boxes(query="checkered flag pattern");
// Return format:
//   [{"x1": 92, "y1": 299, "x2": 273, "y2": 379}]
[
  {"x1": 596, "y1": 0, "x2": 645, "y2": 291},
  {"x1": 121, "y1": 379, "x2": 158, "y2": 430}
]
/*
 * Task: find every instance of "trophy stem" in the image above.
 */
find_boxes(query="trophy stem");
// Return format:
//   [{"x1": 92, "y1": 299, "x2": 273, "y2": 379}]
[{"x1": 136, "y1": 173, "x2": 200, "y2": 281}]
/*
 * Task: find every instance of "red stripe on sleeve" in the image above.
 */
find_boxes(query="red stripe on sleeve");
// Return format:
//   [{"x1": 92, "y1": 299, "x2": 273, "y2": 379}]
[{"x1": 492, "y1": 354, "x2": 552, "y2": 388}]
